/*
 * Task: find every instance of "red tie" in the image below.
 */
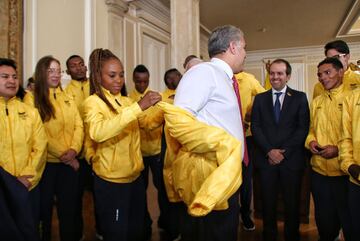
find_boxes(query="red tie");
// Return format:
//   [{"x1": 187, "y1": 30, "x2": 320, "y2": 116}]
[{"x1": 232, "y1": 76, "x2": 249, "y2": 167}]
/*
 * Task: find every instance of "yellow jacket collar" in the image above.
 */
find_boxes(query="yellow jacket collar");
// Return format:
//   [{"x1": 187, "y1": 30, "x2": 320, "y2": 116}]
[
  {"x1": 328, "y1": 83, "x2": 345, "y2": 96},
  {"x1": 0, "y1": 95, "x2": 17, "y2": 105},
  {"x1": 102, "y1": 87, "x2": 122, "y2": 99}
]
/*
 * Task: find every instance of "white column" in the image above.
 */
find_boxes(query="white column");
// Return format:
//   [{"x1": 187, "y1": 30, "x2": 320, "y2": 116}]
[{"x1": 170, "y1": 0, "x2": 200, "y2": 71}]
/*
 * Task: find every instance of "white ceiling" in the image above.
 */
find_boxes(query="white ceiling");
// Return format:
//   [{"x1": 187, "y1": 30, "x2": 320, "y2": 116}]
[{"x1": 159, "y1": 0, "x2": 360, "y2": 51}]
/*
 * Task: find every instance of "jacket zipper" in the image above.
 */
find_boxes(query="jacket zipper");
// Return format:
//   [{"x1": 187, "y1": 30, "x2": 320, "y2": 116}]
[{"x1": 6, "y1": 102, "x2": 17, "y2": 174}]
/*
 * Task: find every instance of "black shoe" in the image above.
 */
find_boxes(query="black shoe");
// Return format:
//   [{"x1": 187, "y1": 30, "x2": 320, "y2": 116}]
[{"x1": 242, "y1": 215, "x2": 255, "y2": 231}]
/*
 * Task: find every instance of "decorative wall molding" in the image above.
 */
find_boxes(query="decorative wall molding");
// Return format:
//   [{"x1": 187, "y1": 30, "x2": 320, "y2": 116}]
[
  {"x1": 131, "y1": 0, "x2": 170, "y2": 33},
  {"x1": 105, "y1": 0, "x2": 129, "y2": 16}
]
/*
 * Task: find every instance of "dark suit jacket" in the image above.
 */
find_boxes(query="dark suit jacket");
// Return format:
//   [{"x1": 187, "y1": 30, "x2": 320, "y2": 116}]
[{"x1": 251, "y1": 87, "x2": 310, "y2": 170}]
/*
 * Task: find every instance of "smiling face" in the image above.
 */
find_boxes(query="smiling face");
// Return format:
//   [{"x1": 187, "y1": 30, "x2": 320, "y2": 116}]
[
  {"x1": 269, "y1": 62, "x2": 290, "y2": 91},
  {"x1": 317, "y1": 63, "x2": 344, "y2": 90},
  {"x1": 46, "y1": 61, "x2": 62, "y2": 88},
  {"x1": 0, "y1": 65, "x2": 18, "y2": 100},
  {"x1": 101, "y1": 58, "x2": 124, "y2": 95}
]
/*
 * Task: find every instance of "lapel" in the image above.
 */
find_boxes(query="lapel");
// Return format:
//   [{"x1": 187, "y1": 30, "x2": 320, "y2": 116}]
[
  {"x1": 264, "y1": 90, "x2": 276, "y2": 123},
  {"x1": 279, "y1": 86, "x2": 293, "y2": 123}
]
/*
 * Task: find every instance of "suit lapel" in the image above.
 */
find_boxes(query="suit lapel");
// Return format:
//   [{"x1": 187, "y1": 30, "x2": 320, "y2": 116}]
[
  {"x1": 279, "y1": 87, "x2": 293, "y2": 123},
  {"x1": 265, "y1": 90, "x2": 276, "y2": 123}
]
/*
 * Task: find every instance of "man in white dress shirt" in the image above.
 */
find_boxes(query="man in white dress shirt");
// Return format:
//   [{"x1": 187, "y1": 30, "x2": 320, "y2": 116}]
[{"x1": 174, "y1": 25, "x2": 246, "y2": 241}]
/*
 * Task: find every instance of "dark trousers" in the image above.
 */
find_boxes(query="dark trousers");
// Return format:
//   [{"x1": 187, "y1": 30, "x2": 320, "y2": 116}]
[
  {"x1": 240, "y1": 136, "x2": 254, "y2": 220},
  {"x1": 349, "y1": 181, "x2": 360, "y2": 238},
  {"x1": 94, "y1": 175, "x2": 146, "y2": 241},
  {"x1": 141, "y1": 154, "x2": 168, "y2": 231},
  {"x1": 29, "y1": 185, "x2": 41, "y2": 235},
  {"x1": 259, "y1": 165, "x2": 303, "y2": 241},
  {"x1": 180, "y1": 189, "x2": 240, "y2": 241},
  {"x1": 311, "y1": 171, "x2": 353, "y2": 241},
  {"x1": 40, "y1": 162, "x2": 80, "y2": 241},
  {"x1": 158, "y1": 130, "x2": 181, "y2": 240},
  {"x1": 76, "y1": 158, "x2": 101, "y2": 239}
]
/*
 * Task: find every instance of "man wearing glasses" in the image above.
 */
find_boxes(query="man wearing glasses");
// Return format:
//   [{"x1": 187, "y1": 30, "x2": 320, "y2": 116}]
[{"x1": 313, "y1": 40, "x2": 360, "y2": 99}]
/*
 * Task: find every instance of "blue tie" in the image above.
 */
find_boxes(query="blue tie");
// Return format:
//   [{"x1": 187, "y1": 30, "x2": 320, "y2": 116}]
[{"x1": 274, "y1": 92, "x2": 282, "y2": 123}]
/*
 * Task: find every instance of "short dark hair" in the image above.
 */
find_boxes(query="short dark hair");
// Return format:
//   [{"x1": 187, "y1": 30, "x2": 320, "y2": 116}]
[
  {"x1": 164, "y1": 68, "x2": 181, "y2": 85},
  {"x1": 317, "y1": 57, "x2": 344, "y2": 70},
  {"x1": 183, "y1": 55, "x2": 197, "y2": 68},
  {"x1": 133, "y1": 64, "x2": 149, "y2": 77},
  {"x1": 324, "y1": 40, "x2": 349, "y2": 56},
  {"x1": 0, "y1": 58, "x2": 17, "y2": 70},
  {"x1": 66, "y1": 55, "x2": 84, "y2": 69},
  {"x1": 270, "y1": 59, "x2": 292, "y2": 76}
]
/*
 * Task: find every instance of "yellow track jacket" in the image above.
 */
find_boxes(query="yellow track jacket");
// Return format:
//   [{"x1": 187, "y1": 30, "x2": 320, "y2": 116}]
[
  {"x1": 313, "y1": 68, "x2": 360, "y2": 99},
  {"x1": 162, "y1": 88, "x2": 176, "y2": 102},
  {"x1": 235, "y1": 72, "x2": 265, "y2": 137},
  {"x1": 158, "y1": 101, "x2": 242, "y2": 217},
  {"x1": 24, "y1": 88, "x2": 83, "y2": 162},
  {"x1": 305, "y1": 84, "x2": 349, "y2": 176},
  {"x1": 340, "y1": 89, "x2": 360, "y2": 185},
  {"x1": 65, "y1": 79, "x2": 90, "y2": 109},
  {"x1": 82, "y1": 88, "x2": 144, "y2": 183},
  {"x1": 130, "y1": 89, "x2": 162, "y2": 156},
  {"x1": 1, "y1": 96, "x2": 47, "y2": 189}
]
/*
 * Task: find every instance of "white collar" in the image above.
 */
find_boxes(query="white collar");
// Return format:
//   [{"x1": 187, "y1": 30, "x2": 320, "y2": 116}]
[{"x1": 211, "y1": 58, "x2": 233, "y2": 80}]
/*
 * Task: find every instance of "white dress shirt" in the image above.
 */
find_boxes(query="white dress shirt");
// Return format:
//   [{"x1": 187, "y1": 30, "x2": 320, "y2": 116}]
[
  {"x1": 174, "y1": 58, "x2": 244, "y2": 158},
  {"x1": 272, "y1": 85, "x2": 287, "y2": 109}
]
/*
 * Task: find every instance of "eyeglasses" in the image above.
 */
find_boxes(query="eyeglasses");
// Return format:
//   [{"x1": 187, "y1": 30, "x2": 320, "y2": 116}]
[
  {"x1": 47, "y1": 68, "x2": 64, "y2": 75},
  {"x1": 331, "y1": 53, "x2": 347, "y2": 59}
]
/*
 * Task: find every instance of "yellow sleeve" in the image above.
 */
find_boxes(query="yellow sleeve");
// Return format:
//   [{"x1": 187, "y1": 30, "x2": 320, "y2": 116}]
[
  {"x1": 70, "y1": 108, "x2": 84, "y2": 154},
  {"x1": 79, "y1": 102, "x2": 95, "y2": 163},
  {"x1": 84, "y1": 99, "x2": 142, "y2": 143},
  {"x1": 313, "y1": 83, "x2": 324, "y2": 99},
  {"x1": 340, "y1": 96, "x2": 354, "y2": 174},
  {"x1": 83, "y1": 129, "x2": 96, "y2": 164},
  {"x1": 137, "y1": 105, "x2": 164, "y2": 130},
  {"x1": 251, "y1": 77, "x2": 266, "y2": 96},
  {"x1": 305, "y1": 101, "x2": 316, "y2": 148},
  {"x1": 23, "y1": 91, "x2": 35, "y2": 107},
  {"x1": 19, "y1": 109, "x2": 47, "y2": 188}
]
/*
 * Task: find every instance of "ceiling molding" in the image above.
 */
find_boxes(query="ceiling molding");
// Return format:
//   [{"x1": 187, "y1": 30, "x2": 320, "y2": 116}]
[{"x1": 336, "y1": 0, "x2": 360, "y2": 38}]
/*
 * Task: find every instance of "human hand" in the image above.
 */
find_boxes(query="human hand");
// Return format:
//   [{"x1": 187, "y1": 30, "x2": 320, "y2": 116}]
[
  {"x1": 60, "y1": 149, "x2": 77, "y2": 164},
  {"x1": 267, "y1": 149, "x2": 285, "y2": 165},
  {"x1": 349, "y1": 164, "x2": 360, "y2": 181},
  {"x1": 309, "y1": 141, "x2": 323, "y2": 154},
  {"x1": 318, "y1": 145, "x2": 338, "y2": 159},
  {"x1": 138, "y1": 91, "x2": 162, "y2": 111},
  {"x1": 17, "y1": 175, "x2": 34, "y2": 190}
]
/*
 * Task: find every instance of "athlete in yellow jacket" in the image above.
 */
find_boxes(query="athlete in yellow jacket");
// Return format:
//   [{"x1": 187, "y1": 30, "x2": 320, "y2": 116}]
[
  {"x1": 0, "y1": 57, "x2": 47, "y2": 241},
  {"x1": 26, "y1": 56, "x2": 84, "y2": 241},
  {"x1": 305, "y1": 57, "x2": 353, "y2": 241},
  {"x1": 129, "y1": 65, "x2": 164, "y2": 238},
  {"x1": 235, "y1": 71, "x2": 265, "y2": 230},
  {"x1": 339, "y1": 88, "x2": 360, "y2": 237},
  {"x1": 83, "y1": 49, "x2": 162, "y2": 241},
  {"x1": 0, "y1": 58, "x2": 47, "y2": 190}
]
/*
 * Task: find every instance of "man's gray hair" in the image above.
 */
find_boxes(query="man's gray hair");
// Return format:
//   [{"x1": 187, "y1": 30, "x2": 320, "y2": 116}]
[{"x1": 208, "y1": 25, "x2": 244, "y2": 58}]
